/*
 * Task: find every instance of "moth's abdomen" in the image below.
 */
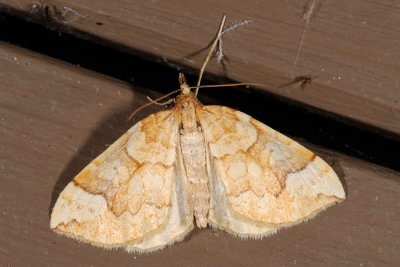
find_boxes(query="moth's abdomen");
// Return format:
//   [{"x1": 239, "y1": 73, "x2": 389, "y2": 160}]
[{"x1": 180, "y1": 130, "x2": 210, "y2": 228}]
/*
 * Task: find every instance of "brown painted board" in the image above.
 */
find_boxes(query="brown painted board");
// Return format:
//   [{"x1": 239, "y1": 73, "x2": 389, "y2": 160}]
[
  {"x1": 1, "y1": 0, "x2": 399, "y2": 136},
  {"x1": 1, "y1": 41, "x2": 400, "y2": 266}
]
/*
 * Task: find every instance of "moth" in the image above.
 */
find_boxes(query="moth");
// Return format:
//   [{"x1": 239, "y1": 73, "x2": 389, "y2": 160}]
[{"x1": 50, "y1": 16, "x2": 345, "y2": 253}]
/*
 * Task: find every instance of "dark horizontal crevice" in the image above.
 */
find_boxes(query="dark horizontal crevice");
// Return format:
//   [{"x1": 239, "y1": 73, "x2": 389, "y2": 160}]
[{"x1": 1, "y1": 8, "x2": 399, "y2": 171}]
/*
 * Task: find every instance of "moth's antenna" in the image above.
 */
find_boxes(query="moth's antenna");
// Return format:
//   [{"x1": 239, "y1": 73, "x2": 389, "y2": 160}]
[
  {"x1": 128, "y1": 81, "x2": 265, "y2": 120},
  {"x1": 146, "y1": 96, "x2": 175, "y2": 106},
  {"x1": 195, "y1": 15, "x2": 227, "y2": 95},
  {"x1": 128, "y1": 88, "x2": 182, "y2": 120},
  {"x1": 189, "y1": 82, "x2": 264, "y2": 90}
]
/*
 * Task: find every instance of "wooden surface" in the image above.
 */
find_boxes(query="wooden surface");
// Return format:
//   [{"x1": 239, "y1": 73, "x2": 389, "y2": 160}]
[
  {"x1": 1, "y1": 41, "x2": 400, "y2": 266},
  {"x1": 1, "y1": 0, "x2": 400, "y2": 136},
  {"x1": 1, "y1": 1, "x2": 400, "y2": 266}
]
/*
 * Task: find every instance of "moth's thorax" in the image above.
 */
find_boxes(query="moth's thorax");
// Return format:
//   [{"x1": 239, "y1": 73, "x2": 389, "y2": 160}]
[{"x1": 175, "y1": 92, "x2": 203, "y2": 133}]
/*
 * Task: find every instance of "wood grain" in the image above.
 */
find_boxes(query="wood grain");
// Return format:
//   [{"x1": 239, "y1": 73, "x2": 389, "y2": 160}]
[
  {"x1": 1, "y1": 0, "x2": 399, "y2": 135},
  {"x1": 1, "y1": 41, "x2": 399, "y2": 266}
]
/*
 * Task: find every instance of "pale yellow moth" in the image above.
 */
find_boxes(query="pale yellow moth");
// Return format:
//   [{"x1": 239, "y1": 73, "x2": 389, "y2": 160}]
[{"x1": 50, "y1": 15, "x2": 345, "y2": 253}]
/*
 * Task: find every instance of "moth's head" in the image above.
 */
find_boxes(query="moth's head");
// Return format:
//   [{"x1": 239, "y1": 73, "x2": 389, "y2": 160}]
[{"x1": 179, "y1": 73, "x2": 191, "y2": 95}]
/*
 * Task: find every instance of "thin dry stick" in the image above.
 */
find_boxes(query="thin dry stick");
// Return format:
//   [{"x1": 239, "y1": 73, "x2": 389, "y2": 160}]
[
  {"x1": 195, "y1": 15, "x2": 227, "y2": 95},
  {"x1": 183, "y1": 19, "x2": 253, "y2": 63},
  {"x1": 216, "y1": 19, "x2": 254, "y2": 62}
]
